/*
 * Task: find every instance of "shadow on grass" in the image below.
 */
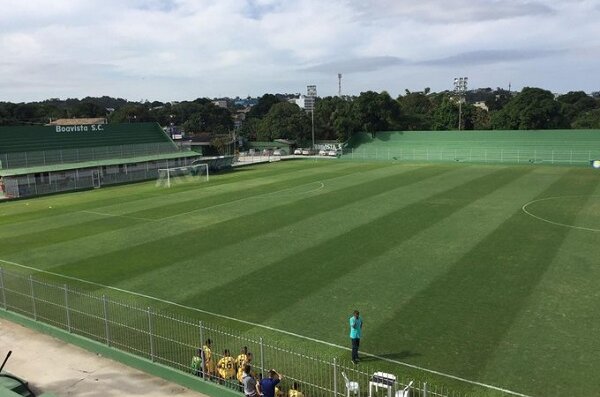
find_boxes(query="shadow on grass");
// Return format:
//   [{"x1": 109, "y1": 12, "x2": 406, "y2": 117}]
[{"x1": 362, "y1": 350, "x2": 421, "y2": 362}]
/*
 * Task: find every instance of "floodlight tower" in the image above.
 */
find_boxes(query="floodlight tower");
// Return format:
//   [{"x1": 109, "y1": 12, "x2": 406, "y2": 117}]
[
  {"x1": 338, "y1": 73, "x2": 342, "y2": 97},
  {"x1": 306, "y1": 85, "x2": 317, "y2": 148},
  {"x1": 453, "y1": 77, "x2": 468, "y2": 131}
]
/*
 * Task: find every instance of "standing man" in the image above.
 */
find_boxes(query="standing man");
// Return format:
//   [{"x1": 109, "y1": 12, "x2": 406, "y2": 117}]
[
  {"x1": 259, "y1": 369, "x2": 283, "y2": 397},
  {"x1": 349, "y1": 310, "x2": 363, "y2": 363},
  {"x1": 242, "y1": 364, "x2": 260, "y2": 397}
]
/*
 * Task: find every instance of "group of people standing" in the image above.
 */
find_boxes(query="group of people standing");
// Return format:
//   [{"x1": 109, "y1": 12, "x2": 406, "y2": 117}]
[
  {"x1": 189, "y1": 310, "x2": 363, "y2": 396},
  {"x1": 191, "y1": 339, "x2": 304, "y2": 397}
]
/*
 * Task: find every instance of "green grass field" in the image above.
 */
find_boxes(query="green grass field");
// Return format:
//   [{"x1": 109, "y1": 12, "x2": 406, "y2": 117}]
[{"x1": 1, "y1": 159, "x2": 600, "y2": 396}]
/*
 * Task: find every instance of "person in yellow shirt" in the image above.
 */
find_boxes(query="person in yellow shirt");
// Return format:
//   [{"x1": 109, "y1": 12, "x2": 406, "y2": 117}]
[
  {"x1": 288, "y1": 382, "x2": 304, "y2": 397},
  {"x1": 217, "y1": 349, "x2": 236, "y2": 380},
  {"x1": 235, "y1": 346, "x2": 248, "y2": 373},
  {"x1": 202, "y1": 339, "x2": 215, "y2": 379},
  {"x1": 237, "y1": 351, "x2": 254, "y2": 383}
]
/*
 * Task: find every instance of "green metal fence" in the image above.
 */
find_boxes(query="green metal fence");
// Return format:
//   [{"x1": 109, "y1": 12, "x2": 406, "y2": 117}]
[
  {"x1": 0, "y1": 269, "x2": 528, "y2": 397},
  {"x1": 343, "y1": 147, "x2": 599, "y2": 166}
]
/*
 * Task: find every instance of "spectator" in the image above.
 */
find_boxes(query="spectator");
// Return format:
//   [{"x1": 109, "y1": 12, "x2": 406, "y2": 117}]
[
  {"x1": 191, "y1": 348, "x2": 202, "y2": 377},
  {"x1": 288, "y1": 382, "x2": 304, "y2": 397},
  {"x1": 242, "y1": 364, "x2": 260, "y2": 397},
  {"x1": 217, "y1": 349, "x2": 236, "y2": 380},
  {"x1": 202, "y1": 339, "x2": 215, "y2": 378},
  {"x1": 236, "y1": 346, "x2": 248, "y2": 372},
  {"x1": 238, "y1": 351, "x2": 254, "y2": 383},
  {"x1": 259, "y1": 369, "x2": 283, "y2": 397}
]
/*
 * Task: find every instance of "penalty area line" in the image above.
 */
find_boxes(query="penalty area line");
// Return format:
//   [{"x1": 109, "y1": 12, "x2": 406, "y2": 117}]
[{"x1": 0, "y1": 258, "x2": 531, "y2": 397}]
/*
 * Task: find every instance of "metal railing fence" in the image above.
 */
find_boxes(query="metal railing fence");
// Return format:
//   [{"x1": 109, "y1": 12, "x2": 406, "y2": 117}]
[
  {"x1": 0, "y1": 268, "x2": 519, "y2": 397},
  {"x1": 343, "y1": 147, "x2": 600, "y2": 166}
]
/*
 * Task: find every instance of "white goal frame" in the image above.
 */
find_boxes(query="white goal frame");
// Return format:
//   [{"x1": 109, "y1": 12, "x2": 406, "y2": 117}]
[{"x1": 157, "y1": 163, "x2": 209, "y2": 188}]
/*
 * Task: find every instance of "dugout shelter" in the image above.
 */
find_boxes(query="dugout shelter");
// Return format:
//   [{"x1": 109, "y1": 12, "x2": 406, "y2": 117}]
[{"x1": 0, "y1": 122, "x2": 213, "y2": 199}]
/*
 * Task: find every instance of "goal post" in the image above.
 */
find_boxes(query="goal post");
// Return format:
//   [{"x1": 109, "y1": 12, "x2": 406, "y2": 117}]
[{"x1": 156, "y1": 163, "x2": 209, "y2": 187}]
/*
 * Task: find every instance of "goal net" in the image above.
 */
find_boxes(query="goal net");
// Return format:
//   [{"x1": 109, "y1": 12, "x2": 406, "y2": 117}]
[{"x1": 156, "y1": 163, "x2": 209, "y2": 187}]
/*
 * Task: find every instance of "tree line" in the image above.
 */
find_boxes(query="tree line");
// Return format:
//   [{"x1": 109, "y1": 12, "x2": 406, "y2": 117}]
[{"x1": 1, "y1": 87, "x2": 600, "y2": 144}]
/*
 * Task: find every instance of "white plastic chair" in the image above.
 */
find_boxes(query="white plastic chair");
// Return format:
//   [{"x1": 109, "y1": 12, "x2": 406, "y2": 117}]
[
  {"x1": 394, "y1": 381, "x2": 414, "y2": 397},
  {"x1": 342, "y1": 371, "x2": 360, "y2": 397}
]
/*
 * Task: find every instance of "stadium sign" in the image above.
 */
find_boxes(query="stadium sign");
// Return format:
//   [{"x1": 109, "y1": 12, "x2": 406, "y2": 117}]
[{"x1": 55, "y1": 124, "x2": 104, "y2": 133}]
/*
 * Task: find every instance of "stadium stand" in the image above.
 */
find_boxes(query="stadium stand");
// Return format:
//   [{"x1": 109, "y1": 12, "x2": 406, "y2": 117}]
[{"x1": 0, "y1": 122, "x2": 233, "y2": 198}]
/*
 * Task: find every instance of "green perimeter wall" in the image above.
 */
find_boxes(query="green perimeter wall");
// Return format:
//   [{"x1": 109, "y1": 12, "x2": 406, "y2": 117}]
[
  {"x1": 0, "y1": 309, "x2": 239, "y2": 397},
  {"x1": 349, "y1": 130, "x2": 600, "y2": 150},
  {"x1": 346, "y1": 130, "x2": 600, "y2": 165}
]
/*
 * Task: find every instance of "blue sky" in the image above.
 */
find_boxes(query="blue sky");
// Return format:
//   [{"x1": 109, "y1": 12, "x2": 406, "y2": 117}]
[{"x1": 1, "y1": 0, "x2": 598, "y2": 102}]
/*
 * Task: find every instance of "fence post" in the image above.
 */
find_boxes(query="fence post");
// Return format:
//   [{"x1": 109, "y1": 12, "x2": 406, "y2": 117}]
[
  {"x1": 333, "y1": 357, "x2": 338, "y2": 397},
  {"x1": 423, "y1": 382, "x2": 428, "y2": 397},
  {"x1": 259, "y1": 337, "x2": 265, "y2": 374},
  {"x1": 501, "y1": 149, "x2": 504, "y2": 163},
  {"x1": 0, "y1": 268, "x2": 6, "y2": 310},
  {"x1": 103, "y1": 295, "x2": 110, "y2": 346},
  {"x1": 29, "y1": 275, "x2": 37, "y2": 320},
  {"x1": 552, "y1": 150, "x2": 554, "y2": 164},
  {"x1": 148, "y1": 307, "x2": 155, "y2": 362},
  {"x1": 64, "y1": 284, "x2": 71, "y2": 333},
  {"x1": 199, "y1": 321, "x2": 206, "y2": 379},
  {"x1": 570, "y1": 150, "x2": 573, "y2": 164}
]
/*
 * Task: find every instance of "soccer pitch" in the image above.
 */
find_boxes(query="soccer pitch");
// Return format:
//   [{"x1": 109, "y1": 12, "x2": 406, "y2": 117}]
[{"x1": 1, "y1": 160, "x2": 600, "y2": 396}]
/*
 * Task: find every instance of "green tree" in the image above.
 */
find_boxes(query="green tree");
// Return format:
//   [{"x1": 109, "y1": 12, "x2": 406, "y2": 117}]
[
  {"x1": 353, "y1": 91, "x2": 401, "y2": 137},
  {"x1": 572, "y1": 109, "x2": 600, "y2": 129},
  {"x1": 238, "y1": 117, "x2": 261, "y2": 140},
  {"x1": 73, "y1": 101, "x2": 106, "y2": 118},
  {"x1": 247, "y1": 94, "x2": 281, "y2": 119},
  {"x1": 557, "y1": 91, "x2": 598, "y2": 127},
  {"x1": 257, "y1": 102, "x2": 310, "y2": 141},
  {"x1": 431, "y1": 95, "x2": 459, "y2": 130},
  {"x1": 397, "y1": 90, "x2": 434, "y2": 130},
  {"x1": 491, "y1": 87, "x2": 563, "y2": 130}
]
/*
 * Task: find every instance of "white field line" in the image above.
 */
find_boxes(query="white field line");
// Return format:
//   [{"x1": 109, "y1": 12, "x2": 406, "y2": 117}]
[
  {"x1": 80, "y1": 210, "x2": 155, "y2": 222},
  {"x1": 158, "y1": 181, "x2": 325, "y2": 221},
  {"x1": 78, "y1": 181, "x2": 325, "y2": 222},
  {"x1": 522, "y1": 195, "x2": 600, "y2": 232},
  {"x1": 0, "y1": 258, "x2": 531, "y2": 397}
]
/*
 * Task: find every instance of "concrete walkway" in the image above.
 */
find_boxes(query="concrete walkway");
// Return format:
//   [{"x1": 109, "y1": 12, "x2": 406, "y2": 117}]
[{"x1": 0, "y1": 318, "x2": 206, "y2": 397}]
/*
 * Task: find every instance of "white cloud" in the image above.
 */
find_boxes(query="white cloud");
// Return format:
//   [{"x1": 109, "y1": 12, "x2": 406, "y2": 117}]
[{"x1": 0, "y1": 0, "x2": 598, "y2": 101}]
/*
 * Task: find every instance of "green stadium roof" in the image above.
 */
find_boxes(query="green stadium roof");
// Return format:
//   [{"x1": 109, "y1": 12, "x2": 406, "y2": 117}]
[
  {"x1": 0, "y1": 122, "x2": 175, "y2": 154},
  {"x1": 0, "y1": 151, "x2": 200, "y2": 177}
]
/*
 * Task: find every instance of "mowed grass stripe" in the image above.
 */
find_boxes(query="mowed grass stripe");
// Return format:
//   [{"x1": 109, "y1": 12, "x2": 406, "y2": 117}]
[
  {"x1": 366, "y1": 168, "x2": 600, "y2": 392},
  {"x1": 270, "y1": 166, "x2": 568, "y2": 343},
  {"x1": 478, "y1": 171, "x2": 600, "y2": 396},
  {"x1": 45, "y1": 165, "x2": 455, "y2": 286},
  {"x1": 109, "y1": 165, "x2": 500, "y2": 306},
  {"x1": 4, "y1": 163, "x2": 418, "y2": 267},
  {"x1": 84, "y1": 161, "x2": 366, "y2": 217},
  {"x1": 126, "y1": 163, "x2": 385, "y2": 220},
  {"x1": 0, "y1": 162, "x2": 372, "y2": 239},
  {"x1": 0, "y1": 161, "x2": 343, "y2": 225},
  {"x1": 179, "y1": 166, "x2": 531, "y2": 325}
]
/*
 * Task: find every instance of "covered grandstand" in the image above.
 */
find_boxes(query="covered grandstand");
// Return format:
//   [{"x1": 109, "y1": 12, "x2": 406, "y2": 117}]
[{"x1": 0, "y1": 122, "x2": 218, "y2": 198}]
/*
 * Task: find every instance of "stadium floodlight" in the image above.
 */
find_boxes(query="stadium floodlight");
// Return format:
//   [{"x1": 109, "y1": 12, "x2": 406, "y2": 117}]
[
  {"x1": 453, "y1": 77, "x2": 468, "y2": 131},
  {"x1": 156, "y1": 163, "x2": 209, "y2": 188},
  {"x1": 307, "y1": 85, "x2": 317, "y2": 149}
]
